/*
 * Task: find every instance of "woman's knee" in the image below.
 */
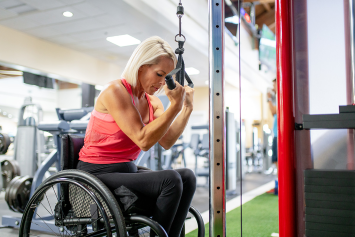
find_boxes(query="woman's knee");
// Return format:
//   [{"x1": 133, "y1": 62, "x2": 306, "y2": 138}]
[
  {"x1": 161, "y1": 170, "x2": 183, "y2": 193},
  {"x1": 177, "y1": 168, "x2": 197, "y2": 190}
]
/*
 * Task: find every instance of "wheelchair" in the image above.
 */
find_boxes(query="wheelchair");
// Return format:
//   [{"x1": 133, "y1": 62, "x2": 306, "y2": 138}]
[{"x1": 19, "y1": 134, "x2": 205, "y2": 237}]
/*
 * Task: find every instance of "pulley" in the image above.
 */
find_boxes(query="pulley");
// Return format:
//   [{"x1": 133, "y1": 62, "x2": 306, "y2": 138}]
[
  {"x1": 1, "y1": 159, "x2": 20, "y2": 190},
  {"x1": 5, "y1": 175, "x2": 33, "y2": 213}
]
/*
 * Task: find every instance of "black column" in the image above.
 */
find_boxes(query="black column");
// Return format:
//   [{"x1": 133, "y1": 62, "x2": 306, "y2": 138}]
[{"x1": 81, "y1": 83, "x2": 95, "y2": 107}]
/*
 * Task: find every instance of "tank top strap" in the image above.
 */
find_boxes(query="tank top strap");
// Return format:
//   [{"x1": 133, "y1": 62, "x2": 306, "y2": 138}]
[
  {"x1": 121, "y1": 79, "x2": 135, "y2": 106},
  {"x1": 145, "y1": 93, "x2": 155, "y2": 123}
]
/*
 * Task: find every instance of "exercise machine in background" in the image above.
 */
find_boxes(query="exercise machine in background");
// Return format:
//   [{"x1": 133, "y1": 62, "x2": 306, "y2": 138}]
[
  {"x1": 0, "y1": 97, "x2": 44, "y2": 191},
  {"x1": 2, "y1": 106, "x2": 92, "y2": 221}
]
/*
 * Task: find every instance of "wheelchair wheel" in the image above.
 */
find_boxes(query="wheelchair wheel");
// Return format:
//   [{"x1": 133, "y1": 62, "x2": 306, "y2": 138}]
[
  {"x1": 19, "y1": 170, "x2": 127, "y2": 237},
  {"x1": 125, "y1": 206, "x2": 204, "y2": 237},
  {"x1": 186, "y1": 206, "x2": 205, "y2": 237},
  {"x1": 126, "y1": 215, "x2": 168, "y2": 237}
]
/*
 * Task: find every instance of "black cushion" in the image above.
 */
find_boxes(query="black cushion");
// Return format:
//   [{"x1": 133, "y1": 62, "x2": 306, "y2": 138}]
[{"x1": 61, "y1": 134, "x2": 85, "y2": 170}]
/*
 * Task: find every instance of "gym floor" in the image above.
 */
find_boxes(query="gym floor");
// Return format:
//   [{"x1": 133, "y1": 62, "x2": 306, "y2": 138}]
[{"x1": 0, "y1": 155, "x2": 276, "y2": 236}]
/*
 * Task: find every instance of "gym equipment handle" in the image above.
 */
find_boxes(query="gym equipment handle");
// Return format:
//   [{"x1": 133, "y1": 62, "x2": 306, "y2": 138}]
[{"x1": 165, "y1": 76, "x2": 176, "y2": 90}]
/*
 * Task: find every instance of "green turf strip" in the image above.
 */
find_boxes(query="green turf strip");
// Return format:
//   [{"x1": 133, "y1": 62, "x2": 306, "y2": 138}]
[{"x1": 186, "y1": 193, "x2": 279, "y2": 237}]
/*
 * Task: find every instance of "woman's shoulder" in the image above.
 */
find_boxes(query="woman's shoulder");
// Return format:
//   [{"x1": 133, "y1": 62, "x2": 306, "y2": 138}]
[
  {"x1": 95, "y1": 79, "x2": 131, "y2": 112},
  {"x1": 100, "y1": 80, "x2": 129, "y2": 98}
]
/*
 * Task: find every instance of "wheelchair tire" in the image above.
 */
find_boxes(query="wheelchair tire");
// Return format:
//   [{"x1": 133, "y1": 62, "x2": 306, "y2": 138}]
[
  {"x1": 125, "y1": 206, "x2": 204, "y2": 237},
  {"x1": 19, "y1": 170, "x2": 127, "y2": 237},
  {"x1": 126, "y1": 215, "x2": 168, "y2": 237},
  {"x1": 187, "y1": 206, "x2": 205, "y2": 237}
]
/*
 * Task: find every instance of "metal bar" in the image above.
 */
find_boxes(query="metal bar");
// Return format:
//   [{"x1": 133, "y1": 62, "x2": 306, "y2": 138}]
[
  {"x1": 345, "y1": 0, "x2": 355, "y2": 170},
  {"x1": 349, "y1": 0, "x2": 355, "y2": 104},
  {"x1": 291, "y1": 0, "x2": 313, "y2": 235},
  {"x1": 30, "y1": 149, "x2": 58, "y2": 197},
  {"x1": 276, "y1": 0, "x2": 296, "y2": 236},
  {"x1": 238, "y1": 0, "x2": 242, "y2": 235},
  {"x1": 208, "y1": 0, "x2": 226, "y2": 236}
]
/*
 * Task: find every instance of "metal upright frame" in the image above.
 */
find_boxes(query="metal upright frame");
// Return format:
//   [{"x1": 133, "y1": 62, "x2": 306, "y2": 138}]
[
  {"x1": 276, "y1": 0, "x2": 296, "y2": 236},
  {"x1": 345, "y1": 0, "x2": 355, "y2": 170},
  {"x1": 208, "y1": 0, "x2": 226, "y2": 236}
]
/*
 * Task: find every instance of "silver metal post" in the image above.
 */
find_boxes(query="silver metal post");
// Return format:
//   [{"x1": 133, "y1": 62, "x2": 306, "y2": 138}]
[
  {"x1": 208, "y1": 0, "x2": 226, "y2": 236},
  {"x1": 349, "y1": 0, "x2": 355, "y2": 102}
]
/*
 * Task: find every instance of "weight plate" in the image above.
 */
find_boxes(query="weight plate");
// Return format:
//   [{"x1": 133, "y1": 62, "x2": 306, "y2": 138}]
[
  {"x1": 12, "y1": 160, "x2": 20, "y2": 176},
  {"x1": 6, "y1": 176, "x2": 33, "y2": 213},
  {"x1": 0, "y1": 133, "x2": 11, "y2": 155},
  {"x1": 12, "y1": 176, "x2": 32, "y2": 213},
  {"x1": 10, "y1": 176, "x2": 26, "y2": 212},
  {"x1": 1, "y1": 160, "x2": 21, "y2": 189},
  {"x1": 5, "y1": 176, "x2": 22, "y2": 212}
]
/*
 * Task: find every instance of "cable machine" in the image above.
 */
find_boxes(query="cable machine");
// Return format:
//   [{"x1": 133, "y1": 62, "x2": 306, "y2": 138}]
[{"x1": 166, "y1": 1, "x2": 229, "y2": 235}]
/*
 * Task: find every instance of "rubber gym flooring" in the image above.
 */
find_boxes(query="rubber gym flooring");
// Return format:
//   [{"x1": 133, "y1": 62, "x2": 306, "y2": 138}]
[{"x1": 0, "y1": 154, "x2": 276, "y2": 236}]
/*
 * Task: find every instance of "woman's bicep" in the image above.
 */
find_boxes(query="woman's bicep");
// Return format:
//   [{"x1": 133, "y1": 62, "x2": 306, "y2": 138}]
[{"x1": 151, "y1": 96, "x2": 165, "y2": 119}]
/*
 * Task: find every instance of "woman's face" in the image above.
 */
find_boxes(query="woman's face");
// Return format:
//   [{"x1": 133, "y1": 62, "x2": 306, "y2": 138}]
[{"x1": 138, "y1": 56, "x2": 175, "y2": 95}]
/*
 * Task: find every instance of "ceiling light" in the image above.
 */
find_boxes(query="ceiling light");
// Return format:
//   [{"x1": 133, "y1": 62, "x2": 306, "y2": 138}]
[
  {"x1": 106, "y1": 35, "x2": 141, "y2": 47},
  {"x1": 205, "y1": 80, "x2": 209, "y2": 85},
  {"x1": 8, "y1": 114, "x2": 12, "y2": 119},
  {"x1": 0, "y1": 70, "x2": 23, "y2": 75},
  {"x1": 63, "y1": 11, "x2": 73, "y2": 17},
  {"x1": 185, "y1": 67, "x2": 200, "y2": 76}
]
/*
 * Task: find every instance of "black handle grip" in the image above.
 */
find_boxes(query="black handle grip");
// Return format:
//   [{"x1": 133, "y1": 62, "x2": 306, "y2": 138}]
[
  {"x1": 165, "y1": 76, "x2": 176, "y2": 90},
  {"x1": 188, "y1": 83, "x2": 194, "y2": 88}
]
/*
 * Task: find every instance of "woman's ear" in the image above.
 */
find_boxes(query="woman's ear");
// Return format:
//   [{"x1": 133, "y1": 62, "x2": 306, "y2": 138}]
[{"x1": 138, "y1": 65, "x2": 147, "y2": 72}]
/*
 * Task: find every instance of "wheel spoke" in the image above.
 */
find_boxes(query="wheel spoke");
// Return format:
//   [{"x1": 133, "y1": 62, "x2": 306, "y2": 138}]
[
  {"x1": 35, "y1": 213, "x2": 60, "y2": 236},
  {"x1": 40, "y1": 195, "x2": 63, "y2": 236},
  {"x1": 41, "y1": 195, "x2": 54, "y2": 216},
  {"x1": 52, "y1": 185, "x2": 58, "y2": 200}
]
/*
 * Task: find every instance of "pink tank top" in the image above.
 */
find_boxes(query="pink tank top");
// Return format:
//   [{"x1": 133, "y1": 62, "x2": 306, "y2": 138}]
[{"x1": 79, "y1": 79, "x2": 155, "y2": 164}]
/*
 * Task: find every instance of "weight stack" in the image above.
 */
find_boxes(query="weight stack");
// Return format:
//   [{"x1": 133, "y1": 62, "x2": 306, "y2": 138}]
[{"x1": 305, "y1": 169, "x2": 355, "y2": 237}]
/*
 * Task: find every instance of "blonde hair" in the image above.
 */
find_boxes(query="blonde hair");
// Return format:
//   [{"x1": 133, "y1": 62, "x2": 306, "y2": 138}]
[{"x1": 121, "y1": 36, "x2": 177, "y2": 88}]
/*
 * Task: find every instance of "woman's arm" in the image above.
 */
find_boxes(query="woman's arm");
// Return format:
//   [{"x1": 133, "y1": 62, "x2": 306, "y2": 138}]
[
  {"x1": 152, "y1": 86, "x2": 194, "y2": 150},
  {"x1": 99, "y1": 81, "x2": 185, "y2": 151},
  {"x1": 159, "y1": 105, "x2": 193, "y2": 149}
]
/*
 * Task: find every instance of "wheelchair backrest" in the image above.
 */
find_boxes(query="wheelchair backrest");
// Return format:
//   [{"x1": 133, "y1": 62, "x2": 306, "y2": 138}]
[{"x1": 61, "y1": 134, "x2": 85, "y2": 170}]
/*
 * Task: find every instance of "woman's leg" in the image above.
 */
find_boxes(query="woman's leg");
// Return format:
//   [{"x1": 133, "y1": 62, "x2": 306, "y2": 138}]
[
  {"x1": 96, "y1": 169, "x2": 183, "y2": 234},
  {"x1": 169, "y1": 168, "x2": 197, "y2": 237}
]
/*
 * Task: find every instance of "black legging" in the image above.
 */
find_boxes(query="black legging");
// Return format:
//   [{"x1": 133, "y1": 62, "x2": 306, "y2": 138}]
[{"x1": 77, "y1": 161, "x2": 196, "y2": 237}]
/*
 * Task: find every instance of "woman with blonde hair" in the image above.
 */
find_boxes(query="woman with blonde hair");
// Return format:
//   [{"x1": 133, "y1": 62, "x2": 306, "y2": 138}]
[{"x1": 77, "y1": 36, "x2": 196, "y2": 236}]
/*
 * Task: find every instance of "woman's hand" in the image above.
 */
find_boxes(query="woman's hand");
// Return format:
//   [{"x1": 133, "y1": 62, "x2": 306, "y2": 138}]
[
  {"x1": 164, "y1": 81, "x2": 185, "y2": 111},
  {"x1": 183, "y1": 85, "x2": 194, "y2": 109}
]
